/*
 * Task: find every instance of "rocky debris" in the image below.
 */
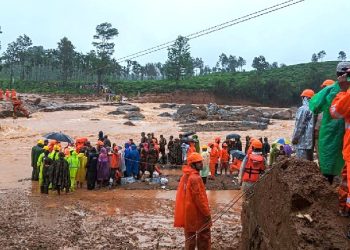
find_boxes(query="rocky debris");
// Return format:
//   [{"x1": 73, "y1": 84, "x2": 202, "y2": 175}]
[
  {"x1": 159, "y1": 103, "x2": 177, "y2": 109},
  {"x1": 40, "y1": 104, "x2": 98, "y2": 112},
  {"x1": 271, "y1": 109, "x2": 294, "y2": 120},
  {"x1": 116, "y1": 104, "x2": 140, "y2": 112},
  {"x1": 181, "y1": 121, "x2": 268, "y2": 132},
  {"x1": 123, "y1": 121, "x2": 136, "y2": 126},
  {"x1": 123, "y1": 111, "x2": 145, "y2": 120},
  {"x1": 158, "y1": 112, "x2": 173, "y2": 117},
  {"x1": 241, "y1": 158, "x2": 350, "y2": 250},
  {"x1": 108, "y1": 110, "x2": 126, "y2": 115}
]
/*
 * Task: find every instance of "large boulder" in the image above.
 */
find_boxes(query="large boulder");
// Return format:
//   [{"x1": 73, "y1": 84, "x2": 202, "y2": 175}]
[
  {"x1": 207, "y1": 103, "x2": 219, "y2": 115},
  {"x1": 116, "y1": 104, "x2": 140, "y2": 112},
  {"x1": 272, "y1": 109, "x2": 293, "y2": 120},
  {"x1": 124, "y1": 111, "x2": 145, "y2": 120},
  {"x1": 192, "y1": 109, "x2": 208, "y2": 120},
  {"x1": 158, "y1": 112, "x2": 173, "y2": 117},
  {"x1": 176, "y1": 104, "x2": 196, "y2": 116}
]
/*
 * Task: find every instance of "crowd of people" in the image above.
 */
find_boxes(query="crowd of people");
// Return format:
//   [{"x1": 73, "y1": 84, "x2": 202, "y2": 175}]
[
  {"x1": 289, "y1": 62, "x2": 350, "y2": 239},
  {"x1": 0, "y1": 88, "x2": 30, "y2": 118}
]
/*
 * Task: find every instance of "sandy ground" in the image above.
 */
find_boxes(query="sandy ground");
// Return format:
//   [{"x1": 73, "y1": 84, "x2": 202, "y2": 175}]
[{"x1": 0, "y1": 99, "x2": 294, "y2": 249}]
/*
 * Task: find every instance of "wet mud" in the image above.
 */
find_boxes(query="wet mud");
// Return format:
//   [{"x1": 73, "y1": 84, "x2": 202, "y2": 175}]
[{"x1": 0, "y1": 96, "x2": 294, "y2": 248}]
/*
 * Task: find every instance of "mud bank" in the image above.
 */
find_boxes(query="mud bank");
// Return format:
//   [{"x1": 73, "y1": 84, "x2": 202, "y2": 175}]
[{"x1": 241, "y1": 158, "x2": 350, "y2": 250}]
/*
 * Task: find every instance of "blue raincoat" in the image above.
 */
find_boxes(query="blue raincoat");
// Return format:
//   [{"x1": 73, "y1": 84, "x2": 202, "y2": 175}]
[
  {"x1": 129, "y1": 144, "x2": 140, "y2": 177},
  {"x1": 124, "y1": 143, "x2": 131, "y2": 176}
]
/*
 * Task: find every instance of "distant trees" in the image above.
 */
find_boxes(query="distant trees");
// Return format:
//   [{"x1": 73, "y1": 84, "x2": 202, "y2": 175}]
[
  {"x1": 311, "y1": 53, "x2": 318, "y2": 62},
  {"x1": 164, "y1": 36, "x2": 193, "y2": 85},
  {"x1": 92, "y1": 22, "x2": 119, "y2": 89},
  {"x1": 338, "y1": 51, "x2": 347, "y2": 61},
  {"x1": 57, "y1": 37, "x2": 75, "y2": 84},
  {"x1": 317, "y1": 50, "x2": 326, "y2": 62},
  {"x1": 215, "y1": 53, "x2": 246, "y2": 72},
  {"x1": 252, "y1": 55, "x2": 269, "y2": 71}
]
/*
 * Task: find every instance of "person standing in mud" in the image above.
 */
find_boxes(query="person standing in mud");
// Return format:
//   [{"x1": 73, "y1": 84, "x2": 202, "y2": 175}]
[
  {"x1": 292, "y1": 89, "x2": 315, "y2": 160},
  {"x1": 174, "y1": 152, "x2": 212, "y2": 249},
  {"x1": 147, "y1": 143, "x2": 158, "y2": 179},
  {"x1": 139, "y1": 143, "x2": 148, "y2": 176},
  {"x1": 42, "y1": 151, "x2": 54, "y2": 194},
  {"x1": 31, "y1": 140, "x2": 44, "y2": 181},
  {"x1": 129, "y1": 144, "x2": 140, "y2": 179},
  {"x1": 159, "y1": 135, "x2": 167, "y2": 164},
  {"x1": 52, "y1": 152, "x2": 70, "y2": 195},
  {"x1": 167, "y1": 136, "x2": 175, "y2": 165},
  {"x1": 244, "y1": 136, "x2": 251, "y2": 154},
  {"x1": 141, "y1": 132, "x2": 147, "y2": 144},
  {"x1": 87, "y1": 148, "x2": 99, "y2": 190},
  {"x1": 235, "y1": 137, "x2": 243, "y2": 152},
  {"x1": 97, "y1": 147, "x2": 110, "y2": 188},
  {"x1": 67, "y1": 150, "x2": 80, "y2": 191},
  {"x1": 262, "y1": 137, "x2": 270, "y2": 158}
]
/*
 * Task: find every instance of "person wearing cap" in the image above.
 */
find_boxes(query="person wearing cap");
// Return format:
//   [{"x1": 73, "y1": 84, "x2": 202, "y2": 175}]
[
  {"x1": 238, "y1": 140, "x2": 266, "y2": 194},
  {"x1": 37, "y1": 146, "x2": 49, "y2": 190},
  {"x1": 200, "y1": 145, "x2": 210, "y2": 184},
  {"x1": 49, "y1": 145, "x2": 60, "y2": 161},
  {"x1": 31, "y1": 140, "x2": 44, "y2": 181},
  {"x1": 41, "y1": 149, "x2": 54, "y2": 194},
  {"x1": 67, "y1": 150, "x2": 80, "y2": 191},
  {"x1": 174, "y1": 152, "x2": 211, "y2": 249},
  {"x1": 291, "y1": 89, "x2": 315, "y2": 160},
  {"x1": 329, "y1": 68, "x2": 350, "y2": 217},
  {"x1": 309, "y1": 62, "x2": 348, "y2": 184},
  {"x1": 109, "y1": 146, "x2": 121, "y2": 188},
  {"x1": 76, "y1": 149, "x2": 88, "y2": 189},
  {"x1": 208, "y1": 143, "x2": 219, "y2": 179},
  {"x1": 220, "y1": 143, "x2": 230, "y2": 175}
]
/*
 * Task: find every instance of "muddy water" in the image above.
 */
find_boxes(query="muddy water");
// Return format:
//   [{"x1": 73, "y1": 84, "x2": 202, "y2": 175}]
[{"x1": 0, "y1": 100, "x2": 292, "y2": 248}]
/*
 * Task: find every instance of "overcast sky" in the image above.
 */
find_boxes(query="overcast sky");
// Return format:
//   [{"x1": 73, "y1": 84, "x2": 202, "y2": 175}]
[{"x1": 0, "y1": 0, "x2": 349, "y2": 68}]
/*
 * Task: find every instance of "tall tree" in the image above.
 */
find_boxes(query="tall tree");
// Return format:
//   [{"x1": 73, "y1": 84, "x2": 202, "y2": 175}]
[
  {"x1": 237, "y1": 56, "x2": 246, "y2": 71},
  {"x1": 57, "y1": 37, "x2": 75, "y2": 84},
  {"x1": 92, "y1": 22, "x2": 119, "y2": 90},
  {"x1": 164, "y1": 36, "x2": 193, "y2": 85},
  {"x1": 252, "y1": 55, "x2": 269, "y2": 71},
  {"x1": 216, "y1": 53, "x2": 228, "y2": 72},
  {"x1": 227, "y1": 55, "x2": 238, "y2": 72},
  {"x1": 338, "y1": 51, "x2": 347, "y2": 61},
  {"x1": 193, "y1": 57, "x2": 204, "y2": 75},
  {"x1": 317, "y1": 50, "x2": 326, "y2": 62},
  {"x1": 311, "y1": 53, "x2": 318, "y2": 62}
]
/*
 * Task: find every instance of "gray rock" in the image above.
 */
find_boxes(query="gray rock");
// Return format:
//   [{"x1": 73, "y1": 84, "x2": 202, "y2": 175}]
[
  {"x1": 207, "y1": 103, "x2": 219, "y2": 115},
  {"x1": 116, "y1": 104, "x2": 140, "y2": 112},
  {"x1": 124, "y1": 111, "x2": 145, "y2": 120},
  {"x1": 158, "y1": 112, "x2": 173, "y2": 117},
  {"x1": 272, "y1": 109, "x2": 293, "y2": 120},
  {"x1": 123, "y1": 121, "x2": 136, "y2": 126},
  {"x1": 176, "y1": 104, "x2": 196, "y2": 116},
  {"x1": 159, "y1": 103, "x2": 177, "y2": 109},
  {"x1": 108, "y1": 110, "x2": 126, "y2": 115}
]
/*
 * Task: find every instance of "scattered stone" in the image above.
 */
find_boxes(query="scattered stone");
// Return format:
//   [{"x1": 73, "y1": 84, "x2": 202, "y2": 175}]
[
  {"x1": 116, "y1": 104, "x2": 140, "y2": 112},
  {"x1": 123, "y1": 111, "x2": 145, "y2": 120},
  {"x1": 159, "y1": 103, "x2": 177, "y2": 109},
  {"x1": 158, "y1": 112, "x2": 173, "y2": 117},
  {"x1": 123, "y1": 121, "x2": 136, "y2": 126},
  {"x1": 40, "y1": 104, "x2": 98, "y2": 112},
  {"x1": 108, "y1": 110, "x2": 126, "y2": 115},
  {"x1": 271, "y1": 109, "x2": 293, "y2": 120}
]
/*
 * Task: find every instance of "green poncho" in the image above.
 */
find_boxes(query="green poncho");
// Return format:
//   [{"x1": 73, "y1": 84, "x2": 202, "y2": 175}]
[{"x1": 309, "y1": 82, "x2": 344, "y2": 176}]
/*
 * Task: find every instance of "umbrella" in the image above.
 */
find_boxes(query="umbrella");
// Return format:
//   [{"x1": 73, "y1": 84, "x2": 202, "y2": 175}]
[
  {"x1": 273, "y1": 138, "x2": 291, "y2": 145},
  {"x1": 44, "y1": 132, "x2": 74, "y2": 143},
  {"x1": 230, "y1": 150, "x2": 246, "y2": 160},
  {"x1": 182, "y1": 131, "x2": 196, "y2": 137},
  {"x1": 226, "y1": 133, "x2": 241, "y2": 140}
]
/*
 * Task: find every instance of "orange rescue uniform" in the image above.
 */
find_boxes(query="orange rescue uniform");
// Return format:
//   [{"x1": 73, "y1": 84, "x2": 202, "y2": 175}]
[
  {"x1": 209, "y1": 146, "x2": 219, "y2": 178},
  {"x1": 174, "y1": 165, "x2": 211, "y2": 249},
  {"x1": 330, "y1": 90, "x2": 350, "y2": 210}
]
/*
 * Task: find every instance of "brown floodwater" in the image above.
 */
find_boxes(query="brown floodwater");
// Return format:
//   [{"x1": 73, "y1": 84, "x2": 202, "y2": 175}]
[{"x1": 0, "y1": 99, "x2": 292, "y2": 248}]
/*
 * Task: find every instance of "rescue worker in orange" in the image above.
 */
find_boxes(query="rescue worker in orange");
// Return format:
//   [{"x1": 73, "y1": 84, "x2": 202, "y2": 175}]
[
  {"x1": 208, "y1": 143, "x2": 219, "y2": 179},
  {"x1": 5, "y1": 89, "x2": 10, "y2": 101},
  {"x1": 187, "y1": 140, "x2": 197, "y2": 156},
  {"x1": 238, "y1": 140, "x2": 266, "y2": 194},
  {"x1": 220, "y1": 143, "x2": 230, "y2": 175},
  {"x1": 329, "y1": 68, "x2": 350, "y2": 216},
  {"x1": 0, "y1": 89, "x2": 3, "y2": 100},
  {"x1": 230, "y1": 157, "x2": 242, "y2": 176},
  {"x1": 11, "y1": 89, "x2": 16, "y2": 99},
  {"x1": 214, "y1": 137, "x2": 221, "y2": 175},
  {"x1": 174, "y1": 152, "x2": 211, "y2": 250},
  {"x1": 12, "y1": 96, "x2": 29, "y2": 118}
]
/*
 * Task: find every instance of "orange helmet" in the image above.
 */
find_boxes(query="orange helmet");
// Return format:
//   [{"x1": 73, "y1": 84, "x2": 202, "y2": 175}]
[
  {"x1": 300, "y1": 89, "x2": 314, "y2": 98},
  {"x1": 252, "y1": 140, "x2": 263, "y2": 149},
  {"x1": 187, "y1": 152, "x2": 203, "y2": 165},
  {"x1": 321, "y1": 79, "x2": 335, "y2": 88},
  {"x1": 215, "y1": 137, "x2": 221, "y2": 143}
]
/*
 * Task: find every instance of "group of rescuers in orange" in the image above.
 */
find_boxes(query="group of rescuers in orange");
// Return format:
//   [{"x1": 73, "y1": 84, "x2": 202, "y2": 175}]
[
  {"x1": 175, "y1": 136, "x2": 266, "y2": 249},
  {"x1": 0, "y1": 88, "x2": 30, "y2": 118},
  {"x1": 175, "y1": 61, "x2": 350, "y2": 249}
]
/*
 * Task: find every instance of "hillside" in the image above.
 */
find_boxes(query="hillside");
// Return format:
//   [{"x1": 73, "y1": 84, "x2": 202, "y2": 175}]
[{"x1": 0, "y1": 61, "x2": 339, "y2": 106}]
